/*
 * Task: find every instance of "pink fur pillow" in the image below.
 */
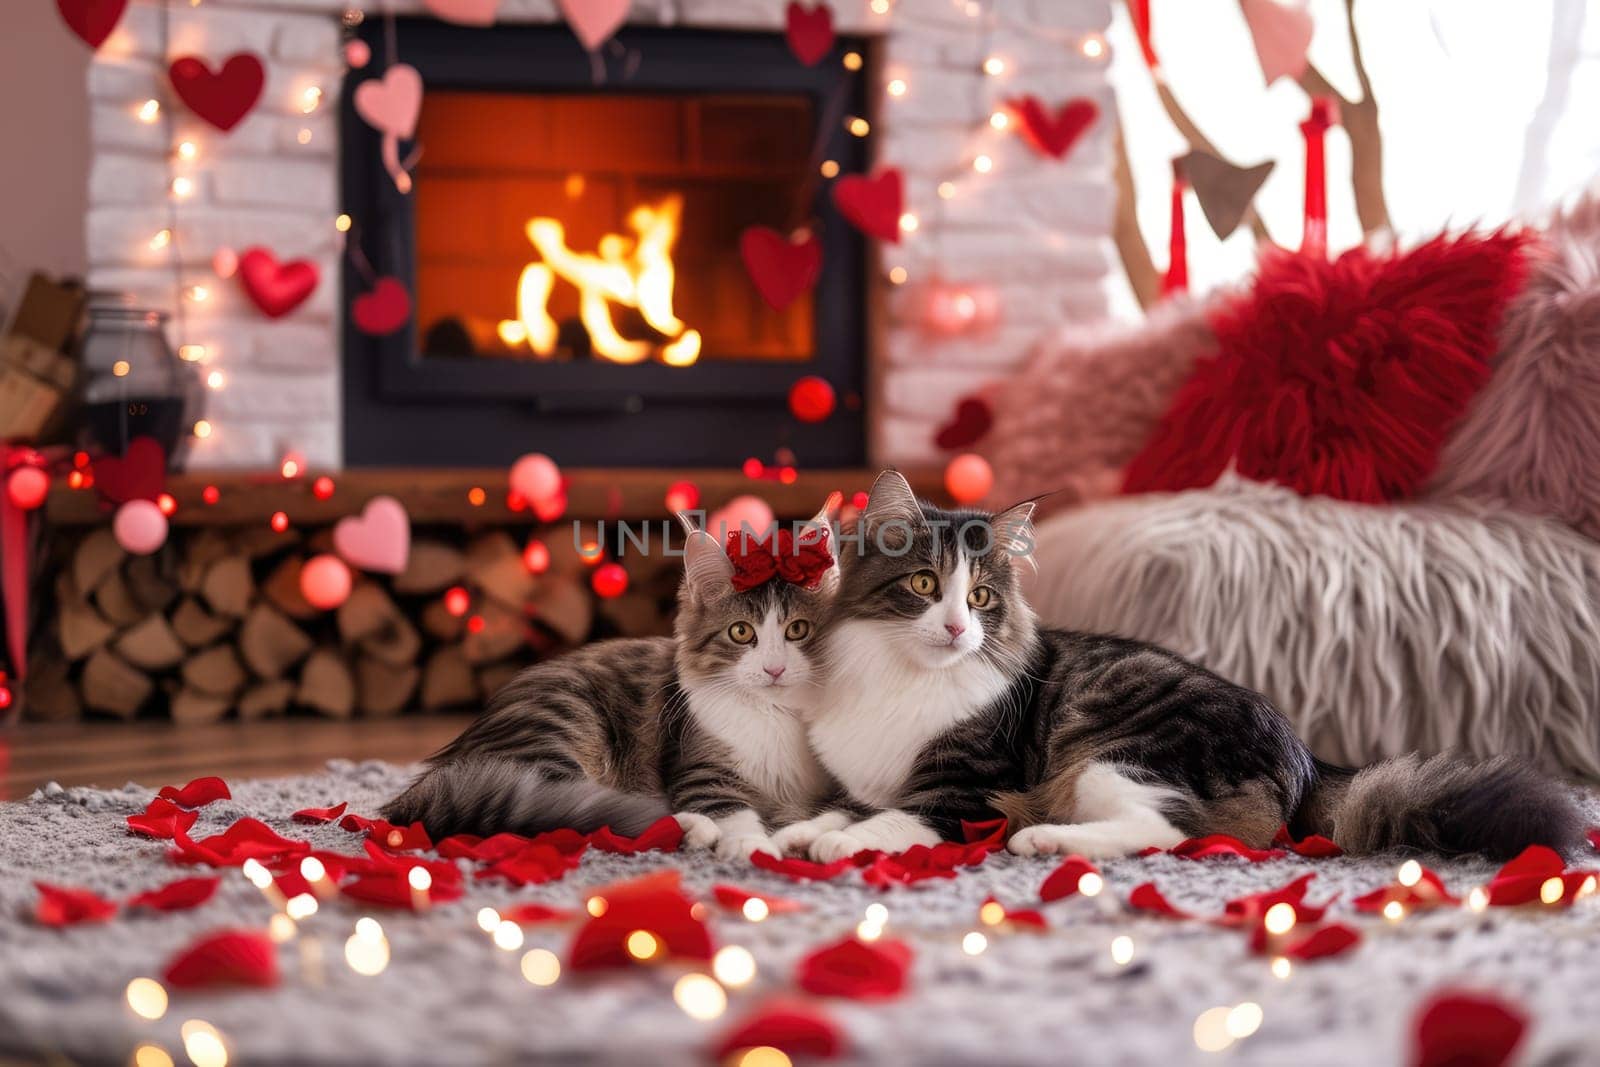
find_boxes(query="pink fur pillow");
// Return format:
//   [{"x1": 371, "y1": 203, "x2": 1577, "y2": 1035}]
[
  {"x1": 980, "y1": 298, "x2": 1216, "y2": 517},
  {"x1": 1429, "y1": 196, "x2": 1600, "y2": 539}
]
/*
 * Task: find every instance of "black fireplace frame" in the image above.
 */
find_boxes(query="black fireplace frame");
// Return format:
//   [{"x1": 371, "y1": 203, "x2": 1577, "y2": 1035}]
[{"x1": 341, "y1": 20, "x2": 870, "y2": 469}]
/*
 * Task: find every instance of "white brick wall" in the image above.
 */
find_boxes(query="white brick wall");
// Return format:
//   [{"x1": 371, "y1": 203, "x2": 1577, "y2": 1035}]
[{"x1": 86, "y1": 0, "x2": 1118, "y2": 470}]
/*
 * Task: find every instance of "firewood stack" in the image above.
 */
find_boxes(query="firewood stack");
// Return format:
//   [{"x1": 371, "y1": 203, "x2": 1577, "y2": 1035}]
[{"x1": 26, "y1": 522, "x2": 676, "y2": 724}]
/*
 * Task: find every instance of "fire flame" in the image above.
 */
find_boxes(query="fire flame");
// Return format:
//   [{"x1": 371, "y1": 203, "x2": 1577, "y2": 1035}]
[{"x1": 498, "y1": 194, "x2": 701, "y2": 366}]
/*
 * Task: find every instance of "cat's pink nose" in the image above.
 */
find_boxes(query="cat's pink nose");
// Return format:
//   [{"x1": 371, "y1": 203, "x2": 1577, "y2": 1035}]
[
  {"x1": 764, "y1": 665, "x2": 786, "y2": 679},
  {"x1": 944, "y1": 623, "x2": 966, "y2": 638}
]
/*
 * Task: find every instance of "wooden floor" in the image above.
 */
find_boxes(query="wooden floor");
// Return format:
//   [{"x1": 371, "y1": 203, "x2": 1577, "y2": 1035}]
[{"x1": 0, "y1": 715, "x2": 475, "y2": 801}]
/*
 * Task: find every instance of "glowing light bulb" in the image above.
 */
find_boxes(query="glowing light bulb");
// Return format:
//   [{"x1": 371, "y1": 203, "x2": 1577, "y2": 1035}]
[
  {"x1": 241, "y1": 859, "x2": 272, "y2": 890},
  {"x1": 855, "y1": 920, "x2": 883, "y2": 942},
  {"x1": 1226, "y1": 1002, "x2": 1263, "y2": 1039},
  {"x1": 982, "y1": 56, "x2": 1006, "y2": 76},
  {"x1": 737, "y1": 1049, "x2": 792, "y2": 1067},
  {"x1": 978, "y1": 901, "x2": 1006, "y2": 926},
  {"x1": 819, "y1": 159, "x2": 840, "y2": 178},
  {"x1": 297, "y1": 127, "x2": 313, "y2": 145},
  {"x1": 1382, "y1": 900, "x2": 1405, "y2": 922},
  {"x1": 126, "y1": 977, "x2": 168, "y2": 1020},
  {"x1": 186, "y1": 285, "x2": 209, "y2": 302},
  {"x1": 407, "y1": 867, "x2": 432, "y2": 892},
  {"x1": 625, "y1": 929, "x2": 660, "y2": 961},
  {"x1": 937, "y1": 181, "x2": 956, "y2": 199},
  {"x1": 476, "y1": 907, "x2": 501, "y2": 933},
  {"x1": 961, "y1": 931, "x2": 988, "y2": 956},
  {"x1": 172, "y1": 176, "x2": 194, "y2": 198},
  {"x1": 1080, "y1": 34, "x2": 1106, "y2": 59},
  {"x1": 887, "y1": 78, "x2": 907, "y2": 97},
  {"x1": 112, "y1": 360, "x2": 131, "y2": 377},
  {"x1": 741, "y1": 897, "x2": 770, "y2": 922},
  {"x1": 177, "y1": 141, "x2": 198, "y2": 161},
  {"x1": 712, "y1": 946, "x2": 757, "y2": 987},
  {"x1": 335, "y1": 213, "x2": 352, "y2": 232},
  {"x1": 355, "y1": 917, "x2": 383, "y2": 941},
  {"x1": 887, "y1": 266, "x2": 908, "y2": 285},
  {"x1": 285, "y1": 893, "x2": 318, "y2": 920},
  {"x1": 180, "y1": 1021, "x2": 228, "y2": 1067},
  {"x1": 268, "y1": 914, "x2": 296, "y2": 943},
  {"x1": 865, "y1": 903, "x2": 889, "y2": 925},
  {"x1": 973, "y1": 154, "x2": 994, "y2": 174},
  {"x1": 149, "y1": 229, "x2": 172, "y2": 251},
  {"x1": 869, "y1": 0, "x2": 889, "y2": 12},
  {"x1": 1540, "y1": 876, "x2": 1566, "y2": 905},
  {"x1": 1467, "y1": 887, "x2": 1489, "y2": 912},
  {"x1": 848, "y1": 116, "x2": 870, "y2": 137},
  {"x1": 344, "y1": 927, "x2": 389, "y2": 976},
  {"x1": 521, "y1": 948, "x2": 560, "y2": 986},
  {"x1": 133, "y1": 1045, "x2": 175, "y2": 1067},
  {"x1": 989, "y1": 110, "x2": 1009, "y2": 130},
  {"x1": 270, "y1": 511, "x2": 289, "y2": 532},
  {"x1": 1110, "y1": 935, "x2": 1134, "y2": 965},
  {"x1": 673, "y1": 973, "x2": 727, "y2": 1020},
  {"x1": 1397, "y1": 860, "x2": 1423, "y2": 887},
  {"x1": 899, "y1": 212, "x2": 919, "y2": 234},
  {"x1": 1262, "y1": 902, "x2": 1296, "y2": 935},
  {"x1": 493, "y1": 920, "x2": 524, "y2": 951},
  {"x1": 192, "y1": 420, "x2": 212, "y2": 439},
  {"x1": 138, "y1": 99, "x2": 161, "y2": 123},
  {"x1": 206, "y1": 370, "x2": 225, "y2": 389},
  {"x1": 1078, "y1": 872, "x2": 1104, "y2": 897},
  {"x1": 1270, "y1": 956, "x2": 1292, "y2": 980},
  {"x1": 1192, "y1": 1006, "x2": 1234, "y2": 1053},
  {"x1": 842, "y1": 51, "x2": 863, "y2": 71},
  {"x1": 300, "y1": 86, "x2": 323, "y2": 114},
  {"x1": 586, "y1": 896, "x2": 608, "y2": 917}
]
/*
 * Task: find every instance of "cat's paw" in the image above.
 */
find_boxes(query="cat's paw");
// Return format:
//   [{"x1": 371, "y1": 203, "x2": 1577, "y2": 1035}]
[
  {"x1": 809, "y1": 830, "x2": 870, "y2": 864},
  {"x1": 716, "y1": 835, "x2": 780, "y2": 863},
  {"x1": 771, "y1": 812, "x2": 851, "y2": 855},
  {"x1": 674, "y1": 811, "x2": 721, "y2": 850},
  {"x1": 1007, "y1": 823, "x2": 1153, "y2": 859}
]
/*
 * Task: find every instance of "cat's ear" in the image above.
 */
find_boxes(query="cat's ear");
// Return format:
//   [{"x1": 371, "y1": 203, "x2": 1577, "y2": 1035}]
[
  {"x1": 682, "y1": 528, "x2": 734, "y2": 602},
  {"x1": 991, "y1": 500, "x2": 1038, "y2": 565},
  {"x1": 862, "y1": 469, "x2": 923, "y2": 530}
]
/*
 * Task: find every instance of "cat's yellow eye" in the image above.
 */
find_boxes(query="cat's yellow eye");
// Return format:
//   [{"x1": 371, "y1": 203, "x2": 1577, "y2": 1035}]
[
  {"x1": 727, "y1": 621, "x2": 756, "y2": 644},
  {"x1": 908, "y1": 570, "x2": 938, "y2": 596},
  {"x1": 967, "y1": 586, "x2": 993, "y2": 609},
  {"x1": 785, "y1": 619, "x2": 811, "y2": 641}
]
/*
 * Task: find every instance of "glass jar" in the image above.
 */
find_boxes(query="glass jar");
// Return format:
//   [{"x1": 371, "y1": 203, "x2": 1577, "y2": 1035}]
[{"x1": 78, "y1": 295, "x2": 199, "y2": 459}]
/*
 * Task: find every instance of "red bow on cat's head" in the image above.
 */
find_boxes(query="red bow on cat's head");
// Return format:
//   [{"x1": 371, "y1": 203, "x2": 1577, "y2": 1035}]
[{"x1": 725, "y1": 528, "x2": 833, "y2": 592}]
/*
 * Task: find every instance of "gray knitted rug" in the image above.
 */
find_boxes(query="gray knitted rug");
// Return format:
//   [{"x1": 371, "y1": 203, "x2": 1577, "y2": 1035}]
[{"x1": 3, "y1": 761, "x2": 1597, "y2": 1067}]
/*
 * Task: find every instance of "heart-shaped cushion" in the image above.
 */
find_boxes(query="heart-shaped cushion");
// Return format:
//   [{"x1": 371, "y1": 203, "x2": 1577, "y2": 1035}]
[
  {"x1": 1007, "y1": 96, "x2": 1099, "y2": 161},
  {"x1": 785, "y1": 2, "x2": 834, "y2": 66},
  {"x1": 94, "y1": 436, "x2": 166, "y2": 504},
  {"x1": 831, "y1": 168, "x2": 903, "y2": 244},
  {"x1": 740, "y1": 227, "x2": 822, "y2": 311},
  {"x1": 334, "y1": 496, "x2": 411, "y2": 575},
  {"x1": 168, "y1": 54, "x2": 265, "y2": 133},
  {"x1": 238, "y1": 248, "x2": 319, "y2": 319},
  {"x1": 352, "y1": 278, "x2": 412, "y2": 336}
]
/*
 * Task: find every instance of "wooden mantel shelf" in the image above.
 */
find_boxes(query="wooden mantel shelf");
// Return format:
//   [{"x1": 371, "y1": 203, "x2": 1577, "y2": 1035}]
[{"x1": 46, "y1": 467, "x2": 947, "y2": 526}]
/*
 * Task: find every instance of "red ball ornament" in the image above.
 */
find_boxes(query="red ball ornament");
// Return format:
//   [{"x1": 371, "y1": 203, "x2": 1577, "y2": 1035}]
[
  {"x1": 664, "y1": 480, "x2": 700, "y2": 514},
  {"x1": 300, "y1": 553, "x2": 353, "y2": 611},
  {"x1": 944, "y1": 453, "x2": 994, "y2": 504},
  {"x1": 443, "y1": 586, "x2": 471, "y2": 617},
  {"x1": 5, "y1": 467, "x2": 50, "y2": 511},
  {"x1": 523, "y1": 539, "x2": 551, "y2": 575},
  {"x1": 270, "y1": 511, "x2": 290, "y2": 533},
  {"x1": 312, "y1": 475, "x2": 335, "y2": 500},
  {"x1": 742, "y1": 457, "x2": 765, "y2": 479},
  {"x1": 202, "y1": 484, "x2": 220, "y2": 505},
  {"x1": 788, "y1": 376, "x2": 836, "y2": 423},
  {"x1": 591, "y1": 562, "x2": 628, "y2": 599},
  {"x1": 509, "y1": 452, "x2": 562, "y2": 507}
]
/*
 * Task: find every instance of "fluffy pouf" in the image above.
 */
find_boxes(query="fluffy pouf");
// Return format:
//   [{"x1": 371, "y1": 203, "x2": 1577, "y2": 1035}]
[{"x1": 1025, "y1": 475, "x2": 1600, "y2": 778}]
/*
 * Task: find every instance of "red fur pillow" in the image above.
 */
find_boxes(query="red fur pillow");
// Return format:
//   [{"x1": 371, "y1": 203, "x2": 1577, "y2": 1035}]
[{"x1": 1122, "y1": 234, "x2": 1531, "y2": 503}]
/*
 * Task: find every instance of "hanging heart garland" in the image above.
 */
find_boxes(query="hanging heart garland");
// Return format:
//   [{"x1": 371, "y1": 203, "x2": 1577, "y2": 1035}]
[
  {"x1": 168, "y1": 54, "x2": 266, "y2": 133},
  {"x1": 740, "y1": 227, "x2": 822, "y2": 310},
  {"x1": 831, "y1": 167, "x2": 904, "y2": 244},
  {"x1": 1006, "y1": 96, "x2": 1099, "y2": 161},
  {"x1": 559, "y1": 0, "x2": 629, "y2": 52},
  {"x1": 1240, "y1": 0, "x2": 1314, "y2": 85},
  {"x1": 354, "y1": 64, "x2": 424, "y2": 140},
  {"x1": 352, "y1": 278, "x2": 413, "y2": 336},
  {"x1": 237, "y1": 248, "x2": 320, "y2": 319},
  {"x1": 423, "y1": 0, "x2": 501, "y2": 25},
  {"x1": 92, "y1": 436, "x2": 166, "y2": 505},
  {"x1": 785, "y1": 2, "x2": 835, "y2": 67},
  {"x1": 56, "y1": 0, "x2": 127, "y2": 48},
  {"x1": 333, "y1": 496, "x2": 412, "y2": 575},
  {"x1": 1175, "y1": 150, "x2": 1274, "y2": 240}
]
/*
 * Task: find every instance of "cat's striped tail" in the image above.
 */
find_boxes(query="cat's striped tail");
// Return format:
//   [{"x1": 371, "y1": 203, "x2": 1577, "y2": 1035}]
[
  {"x1": 1292, "y1": 752, "x2": 1587, "y2": 861},
  {"x1": 381, "y1": 757, "x2": 671, "y2": 840}
]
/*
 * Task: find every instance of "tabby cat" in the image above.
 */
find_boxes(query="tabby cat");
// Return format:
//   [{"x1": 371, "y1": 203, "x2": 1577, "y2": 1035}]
[
  {"x1": 383, "y1": 508, "x2": 838, "y2": 861},
  {"x1": 775, "y1": 471, "x2": 1585, "y2": 862}
]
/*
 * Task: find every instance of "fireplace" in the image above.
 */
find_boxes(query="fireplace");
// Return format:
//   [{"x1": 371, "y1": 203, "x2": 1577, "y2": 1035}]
[{"x1": 341, "y1": 22, "x2": 869, "y2": 469}]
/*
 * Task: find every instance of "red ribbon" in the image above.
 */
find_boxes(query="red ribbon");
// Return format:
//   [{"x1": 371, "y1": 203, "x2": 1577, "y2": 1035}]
[
  {"x1": 1128, "y1": 0, "x2": 1159, "y2": 70},
  {"x1": 1162, "y1": 164, "x2": 1189, "y2": 296},
  {"x1": 1300, "y1": 96, "x2": 1339, "y2": 260},
  {"x1": 725, "y1": 529, "x2": 833, "y2": 593}
]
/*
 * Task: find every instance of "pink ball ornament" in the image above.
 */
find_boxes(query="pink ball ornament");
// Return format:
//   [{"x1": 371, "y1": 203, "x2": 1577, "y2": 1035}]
[
  {"x1": 944, "y1": 453, "x2": 994, "y2": 504},
  {"x1": 300, "y1": 553, "x2": 353, "y2": 611},
  {"x1": 112, "y1": 499, "x2": 169, "y2": 555},
  {"x1": 707, "y1": 494, "x2": 775, "y2": 542},
  {"x1": 5, "y1": 467, "x2": 50, "y2": 511},
  {"x1": 344, "y1": 39, "x2": 372, "y2": 69},
  {"x1": 509, "y1": 452, "x2": 562, "y2": 507}
]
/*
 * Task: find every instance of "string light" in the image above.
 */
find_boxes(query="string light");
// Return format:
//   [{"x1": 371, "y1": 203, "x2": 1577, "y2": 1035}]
[
  {"x1": 297, "y1": 128, "x2": 313, "y2": 145},
  {"x1": 1262, "y1": 902, "x2": 1297, "y2": 935},
  {"x1": 1397, "y1": 860, "x2": 1423, "y2": 887},
  {"x1": 842, "y1": 51, "x2": 863, "y2": 71},
  {"x1": 712, "y1": 946, "x2": 757, "y2": 987},
  {"x1": 737, "y1": 1050, "x2": 792, "y2": 1067},
  {"x1": 270, "y1": 510, "x2": 289, "y2": 532},
  {"x1": 899, "y1": 212, "x2": 919, "y2": 233},
  {"x1": 345, "y1": 918, "x2": 389, "y2": 976},
  {"x1": 1270, "y1": 956, "x2": 1292, "y2": 980},
  {"x1": 978, "y1": 901, "x2": 1006, "y2": 926},
  {"x1": 586, "y1": 896, "x2": 608, "y2": 917},
  {"x1": 856, "y1": 919, "x2": 884, "y2": 941},
  {"x1": 1226, "y1": 1002, "x2": 1264, "y2": 1040},
  {"x1": 299, "y1": 86, "x2": 323, "y2": 114},
  {"x1": 132, "y1": 1045, "x2": 175, "y2": 1067},
  {"x1": 407, "y1": 867, "x2": 432, "y2": 892},
  {"x1": 887, "y1": 266, "x2": 908, "y2": 285},
  {"x1": 961, "y1": 931, "x2": 988, "y2": 956},
  {"x1": 179, "y1": 344, "x2": 207, "y2": 362},
  {"x1": 1080, "y1": 33, "x2": 1106, "y2": 59},
  {"x1": 887, "y1": 78, "x2": 907, "y2": 97},
  {"x1": 125, "y1": 978, "x2": 168, "y2": 1020},
  {"x1": 206, "y1": 370, "x2": 225, "y2": 389},
  {"x1": 521, "y1": 949, "x2": 561, "y2": 986},
  {"x1": 973, "y1": 154, "x2": 994, "y2": 174},
  {"x1": 180, "y1": 1021, "x2": 228, "y2": 1067},
  {"x1": 112, "y1": 360, "x2": 131, "y2": 377},
  {"x1": 848, "y1": 116, "x2": 871, "y2": 137},
  {"x1": 625, "y1": 930, "x2": 660, "y2": 961},
  {"x1": 492, "y1": 920, "x2": 524, "y2": 951},
  {"x1": 138, "y1": 99, "x2": 161, "y2": 123},
  {"x1": 1382, "y1": 900, "x2": 1405, "y2": 922},
  {"x1": 268, "y1": 914, "x2": 296, "y2": 943},
  {"x1": 1077, "y1": 872, "x2": 1104, "y2": 897},
  {"x1": 1539, "y1": 877, "x2": 1565, "y2": 905},
  {"x1": 476, "y1": 907, "x2": 501, "y2": 933},
  {"x1": 819, "y1": 160, "x2": 840, "y2": 178},
  {"x1": 741, "y1": 898, "x2": 770, "y2": 922},
  {"x1": 865, "y1": 904, "x2": 889, "y2": 924},
  {"x1": 186, "y1": 284, "x2": 209, "y2": 302},
  {"x1": 1467, "y1": 887, "x2": 1489, "y2": 913},
  {"x1": 285, "y1": 893, "x2": 318, "y2": 920},
  {"x1": 335, "y1": 213, "x2": 352, "y2": 232},
  {"x1": 1110, "y1": 935, "x2": 1134, "y2": 965},
  {"x1": 672, "y1": 974, "x2": 727, "y2": 1020},
  {"x1": 149, "y1": 229, "x2": 172, "y2": 250},
  {"x1": 937, "y1": 181, "x2": 957, "y2": 199},
  {"x1": 280, "y1": 454, "x2": 301, "y2": 479},
  {"x1": 177, "y1": 140, "x2": 198, "y2": 161},
  {"x1": 1193, "y1": 1007, "x2": 1234, "y2": 1053},
  {"x1": 171, "y1": 176, "x2": 195, "y2": 198},
  {"x1": 869, "y1": 0, "x2": 890, "y2": 13},
  {"x1": 989, "y1": 110, "x2": 1009, "y2": 130},
  {"x1": 982, "y1": 56, "x2": 1006, "y2": 76}
]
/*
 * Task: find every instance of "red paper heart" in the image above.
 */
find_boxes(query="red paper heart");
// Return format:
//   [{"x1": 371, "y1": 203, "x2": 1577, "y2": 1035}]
[
  {"x1": 712, "y1": 884, "x2": 807, "y2": 915},
  {"x1": 568, "y1": 870, "x2": 713, "y2": 971},
  {"x1": 93, "y1": 436, "x2": 165, "y2": 504},
  {"x1": 1412, "y1": 991, "x2": 1527, "y2": 1067},
  {"x1": 1039, "y1": 855, "x2": 1101, "y2": 901},
  {"x1": 1128, "y1": 881, "x2": 1192, "y2": 919},
  {"x1": 784, "y1": 2, "x2": 835, "y2": 66},
  {"x1": 1007, "y1": 96, "x2": 1099, "y2": 161},
  {"x1": 796, "y1": 936, "x2": 912, "y2": 1000},
  {"x1": 56, "y1": 0, "x2": 127, "y2": 48},
  {"x1": 352, "y1": 277, "x2": 412, "y2": 336},
  {"x1": 163, "y1": 929, "x2": 280, "y2": 989},
  {"x1": 740, "y1": 227, "x2": 822, "y2": 311},
  {"x1": 168, "y1": 54, "x2": 265, "y2": 133},
  {"x1": 35, "y1": 883, "x2": 118, "y2": 927},
  {"x1": 128, "y1": 797, "x2": 200, "y2": 840},
  {"x1": 291, "y1": 801, "x2": 349, "y2": 824},
  {"x1": 934, "y1": 397, "x2": 993, "y2": 450},
  {"x1": 715, "y1": 999, "x2": 844, "y2": 1061},
  {"x1": 238, "y1": 247, "x2": 319, "y2": 319},
  {"x1": 588, "y1": 815, "x2": 683, "y2": 855},
  {"x1": 127, "y1": 876, "x2": 221, "y2": 912},
  {"x1": 832, "y1": 168, "x2": 904, "y2": 243},
  {"x1": 158, "y1": 775, "x2": 232, "y2": 808}
]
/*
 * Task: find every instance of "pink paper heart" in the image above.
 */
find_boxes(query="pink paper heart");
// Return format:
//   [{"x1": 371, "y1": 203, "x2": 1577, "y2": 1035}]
[
  {"x1": 1240, "y1": 0, "x2": 1313, "y2": 84},
  {"x1": 423, "y1": 0, "x2": 500, "y2": 25},
  {"x1": 559, "y1": 0, "x2": 628, "y2": 52},
  {"x1": 333, "y1": 496, "x2": 411, "y2": 575},
  {"x1": 354, "y1": 63, "x2": 423, "y2": 140}
]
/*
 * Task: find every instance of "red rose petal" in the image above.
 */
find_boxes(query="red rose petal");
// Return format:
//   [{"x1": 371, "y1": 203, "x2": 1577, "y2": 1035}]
[
  {"x1": 170, "y1": 818, "x2": 311, "y2": 867},
  {"x1": 157, "y1": 776, "x2": 232, "y2": 808},
  {"x1": 1272, "y1": 825, "x2": 1344, "y2": 857},
  {"x1": 751, "y1": 850, "x2": 857, "y2": 882},
  {"x1": 338, "y1": 812, "x2": 375, "y2": 833},
  {"x1": 1220, "y1": 873, "x2": 1329, "y2": 928},
  {"x1": 796, "y1": 936, "x2": 912, "y2": 1000},
  {"x1": 1353, "y1": 869, "x2": 1460, "y2": 913},
  {"x1": 1486, "y1": 844, "x2": 1568, "y2": 906},
  {"x1": 127, "y1": 876, "x2": 221, "y2": 912},
  {"x1": 35, "y1": 883, "x2": 118, "y2": 927},
  {"x1": 1039, "y1": 856, "x2": 1101, "y2": 902},
  {"x1": 163, "y1": 929, "x2": 279, "y2": 989},
  {"x1": 588, "y1": 816, "x2": 684, "y2": 855},
  {"x1": 364, "y1": 819, "x2": 432, "y2": 852},
  {"x1": 713, "y1": 998, "x2": 844, "y2": 1061},
  {"x1": 1588, "y1": 828, "x2": 1599, "y2": 852},
  {"x1": 712, "y1": 884, "x2": 807, "y2": 915},
  {"x1": 568, "y1": 869, "x2": 713, "y2": 971},
  {"x1": 1411, "y1": 990, "x2": 1527, "y2": 1067},
  {"x1": 529, "y1": 827, "x2": 592, "y2": 856},
  {"x1": 503, "y1": 902, "x2": 579, "y2": 925},
  {"x1": 357, "y1": 840, "x2": 462, "y2": 884},
  {"x1": 291, "y1": 801, "x2": 348, "y2": 824},
  {"x1": 1169, "y1": 834, "x2": 1286, "y2": 862},
  {"x1": 1128, "y1": 882, "x2": 1193, "y2": 919},
  {"x1": 960, "y1": 818, "x2": 1009, "y2": 852},
  {"x1": 436, "y1": 832, "x2": 533, "y2": 862},
  {"x1": 341, "y1": 870, "x2": 466, "y2": 909},
  {"x1": 980, "y1": 897, "x2": 1047, "y2": 930},
  {"x1": 859, "y1": 843, "x2": 981, "y2": 890},
  {"x1": 128, "y1": 797, "x2": 200, "y2": 840},
  {"x1": 1251, "y1": 920, "x2": 1361, "y2": 960},
  {"x1": 476, "y1": 843, "x2": 583, "y2": 886}
]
